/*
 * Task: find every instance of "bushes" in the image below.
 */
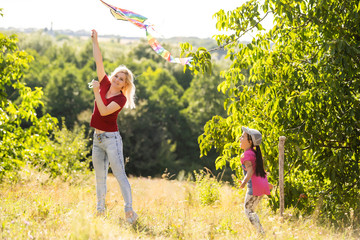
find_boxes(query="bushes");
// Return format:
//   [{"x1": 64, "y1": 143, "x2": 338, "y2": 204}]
[{"x1": 33, "y1": 122, "x2": 91, "y2": 181}]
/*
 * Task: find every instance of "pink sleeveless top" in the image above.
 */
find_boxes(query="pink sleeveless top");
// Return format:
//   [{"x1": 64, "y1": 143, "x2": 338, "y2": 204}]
[{"x1": 241, "y1": 149, "x2": 271, "y2": 196}]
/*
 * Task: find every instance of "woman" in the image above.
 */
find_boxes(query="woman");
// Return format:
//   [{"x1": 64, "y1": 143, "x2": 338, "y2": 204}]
[
  {"x1": 239, "y1": 126, "x2": 272, "y2": 235},
  {"x1": 90, "y1": 29, "x2": 137, "y2": 224}
]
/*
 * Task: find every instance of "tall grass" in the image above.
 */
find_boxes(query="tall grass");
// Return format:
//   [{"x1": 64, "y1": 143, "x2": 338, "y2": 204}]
[{"x1": 0, "y1": 169, "x2": 358, "y2": 239}]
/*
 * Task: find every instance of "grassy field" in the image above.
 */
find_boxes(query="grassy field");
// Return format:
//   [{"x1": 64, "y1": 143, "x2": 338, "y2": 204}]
[{"x1": 0, "y1": 170, "x2": 357, "y2": 240}]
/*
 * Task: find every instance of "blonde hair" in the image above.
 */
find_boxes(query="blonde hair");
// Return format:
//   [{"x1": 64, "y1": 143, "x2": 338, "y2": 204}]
[{"x1": 110, "y1": 65, "x2": 136, "y2": 109}]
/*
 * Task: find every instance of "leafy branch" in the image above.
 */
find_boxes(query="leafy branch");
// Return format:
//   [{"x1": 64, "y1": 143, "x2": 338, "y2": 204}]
[{"x1": 208, "y1": 11, "x2": 273, "y2": 53}]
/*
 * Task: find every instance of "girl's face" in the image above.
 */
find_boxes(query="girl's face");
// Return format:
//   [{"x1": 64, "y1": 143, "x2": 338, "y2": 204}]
[
  {"x1": 111, "y1": 72, "x2": 127, "y2": 90},
  {"x1": 240, "y1": 132, "x2": 253, "y2": 150}
]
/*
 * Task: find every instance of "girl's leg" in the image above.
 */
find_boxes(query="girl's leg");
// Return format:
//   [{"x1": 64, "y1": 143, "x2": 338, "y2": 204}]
[
  {"x1": 92, "y1": 134, "x2": 109, "y2": 213},
  {"x1": 244, "y1": 194, "x2": 265, "y2": 234},
  {"x1": 105, "y1": 132, "x2": 133, "y2": 213}
]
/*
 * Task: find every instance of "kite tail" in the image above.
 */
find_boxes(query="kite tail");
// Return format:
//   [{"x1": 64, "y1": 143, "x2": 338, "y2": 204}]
[{"x1": 146, "y1": 29, "x2": 192, "y2": 65}]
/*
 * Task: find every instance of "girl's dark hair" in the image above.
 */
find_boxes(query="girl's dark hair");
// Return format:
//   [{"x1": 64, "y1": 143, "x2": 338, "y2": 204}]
[{"x1": 248, "y1": 134, "x2": 266, "y2": 178}]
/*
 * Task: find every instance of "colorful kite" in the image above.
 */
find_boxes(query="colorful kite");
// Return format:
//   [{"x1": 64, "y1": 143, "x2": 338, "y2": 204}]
[{"x1": 100, "y1": 0, "x2": 192, "y2": 65}]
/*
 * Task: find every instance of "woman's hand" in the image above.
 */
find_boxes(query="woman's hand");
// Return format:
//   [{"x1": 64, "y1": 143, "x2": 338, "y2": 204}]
[
  {"x1": 91, "y1": 29, "x2": 98, "y2": 42},
  {"x1": 92, "y1": 80, "x2": 100, "y2": 92}
]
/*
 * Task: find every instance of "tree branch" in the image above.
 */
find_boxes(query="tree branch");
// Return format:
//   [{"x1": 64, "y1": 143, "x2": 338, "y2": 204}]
[{"x1": 208, "y1": 11, "x2": 272, "y2": 53}]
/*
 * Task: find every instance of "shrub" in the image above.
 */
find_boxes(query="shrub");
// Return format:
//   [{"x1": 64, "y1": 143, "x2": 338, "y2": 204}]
[
  {"x1": 194, "y1": 169, "x2": 221, "y2": 205},
  {"x1": 33, "y1": 121, "x2": 91, "y2": 181}
]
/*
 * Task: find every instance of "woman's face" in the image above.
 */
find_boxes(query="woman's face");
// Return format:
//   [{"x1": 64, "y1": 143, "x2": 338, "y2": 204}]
[
  {"x1": 240, "y1": 132, "x2": 252, "y2": 150},
  {"x1": 111, "y1": 72, "x2": 127, "y2": 90}
]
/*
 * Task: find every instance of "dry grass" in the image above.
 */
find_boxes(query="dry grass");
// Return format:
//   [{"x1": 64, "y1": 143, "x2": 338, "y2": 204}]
[{"x1": 0, "y1": 169, "x2": 358, "y2": 240}]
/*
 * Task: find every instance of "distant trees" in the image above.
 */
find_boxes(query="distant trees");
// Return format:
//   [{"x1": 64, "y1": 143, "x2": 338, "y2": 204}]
[
  {"x1": 119, "y1": 63, "x2": 227, "y2": 175},
  {"x1": 44, "y1": 65, "x2": 92, "y2": 129},
  {"x1": 19, "y1": 33, "x2": 95, "y2": 128},
  {"x1": 1, "y1": 29, "x2": 227, "y2": 177}
]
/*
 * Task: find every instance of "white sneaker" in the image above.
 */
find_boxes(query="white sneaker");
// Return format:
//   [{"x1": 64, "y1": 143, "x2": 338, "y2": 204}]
[{"x1": 125, "y1": 210, "x2": 138, "y2": 224}]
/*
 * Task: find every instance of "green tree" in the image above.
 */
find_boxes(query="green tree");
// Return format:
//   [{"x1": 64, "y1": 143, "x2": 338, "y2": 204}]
[
  {"x1": 181, "y1": 69, "x2": 227, "y2": 134},
  {"x1": 141, "y1": 67, "x2": 184, "y2": 97},
  {"x1": 17, "y1": 31, "x2": 54, "y2": 56},
  {"x1": 170, "y1": 64, "x2": 194, "y2": 90},
  {"x1": 180, "y1": 68, "x2": 228, "y2": 173},
  {"x1": 77, "y1": 41, "x2": 93, "y2": 69},
  {"x1": 0, "y1": 30, "x2": 57, "y2": 181},
  {"x1": 119, "y1": 67, "x2": 193, "y2": 175},
  {"x1": 118, "y1": 101, "x2": 178, "y2": 176},
  {"x1": 184, "y1": 0, "x2": 360, "y2": 227},
  {"x1": 44, "y1": 64, "x2": 92, "y2": 128}
]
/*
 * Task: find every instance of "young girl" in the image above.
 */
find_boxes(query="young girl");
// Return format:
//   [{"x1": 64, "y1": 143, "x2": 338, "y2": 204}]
[
  {"x1": 90, "y1": 29, "x2": 137, "y2": 224},
  {"x1": 239, "y1": 126, "x2": 271, "y2": 234}
]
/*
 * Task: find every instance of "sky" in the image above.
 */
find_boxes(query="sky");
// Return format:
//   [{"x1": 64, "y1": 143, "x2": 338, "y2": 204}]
[{"x1": 0, "y1": 0, "x2": 273, "y2": 40}]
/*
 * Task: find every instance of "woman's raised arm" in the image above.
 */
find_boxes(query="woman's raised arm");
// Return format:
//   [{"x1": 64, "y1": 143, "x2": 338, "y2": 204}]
[{"x1": 91, "y1": 29, "x2": 106, "y2": 82}]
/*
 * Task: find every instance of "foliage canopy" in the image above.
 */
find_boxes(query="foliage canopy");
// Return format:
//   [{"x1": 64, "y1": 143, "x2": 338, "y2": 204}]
[{"x1": 182, "y1": 0, "x2": 360, "y2": 227}]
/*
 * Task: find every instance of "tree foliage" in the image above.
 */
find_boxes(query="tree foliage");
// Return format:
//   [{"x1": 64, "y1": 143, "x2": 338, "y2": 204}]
[
  {"x1": 0, "y1": 31, "x2": 57, "y2": 181},
  {"x1": 19, "y1": 34, "x2": 94, "y2": 128},
  {"x1": 0, "y1": 27, "x2": 91, "y2": 182},
  {"x1": 184, "y1": 0, "x2": 360, "y2": 227}
]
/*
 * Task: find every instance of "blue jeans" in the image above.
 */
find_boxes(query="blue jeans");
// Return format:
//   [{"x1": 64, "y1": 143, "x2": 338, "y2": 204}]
[
  {"x1": 92, "y1": 131, "x2": 133, "y2": 213},
  {"x1": 242, "y1": 165, "x2": 253, "y2": 195}
]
